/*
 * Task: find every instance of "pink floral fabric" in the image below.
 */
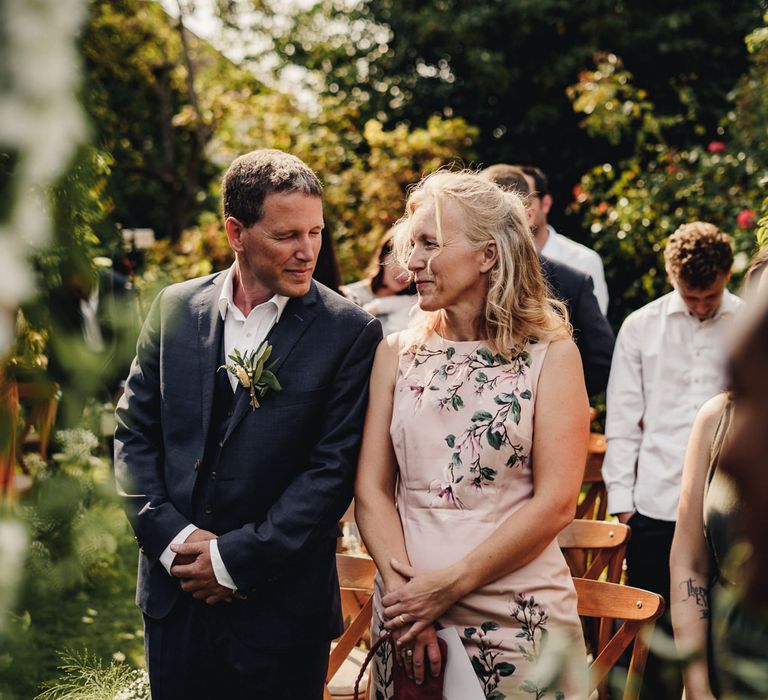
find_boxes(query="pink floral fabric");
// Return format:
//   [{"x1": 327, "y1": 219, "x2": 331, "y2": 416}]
[{"x1": 371, "y1": 332, "x2": 587, "y2": 699}]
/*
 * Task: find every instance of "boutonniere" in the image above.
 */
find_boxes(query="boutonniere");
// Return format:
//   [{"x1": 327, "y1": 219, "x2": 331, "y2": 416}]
[{"x1": 219, "y1": 340, "x2": 282, "y2": 410}]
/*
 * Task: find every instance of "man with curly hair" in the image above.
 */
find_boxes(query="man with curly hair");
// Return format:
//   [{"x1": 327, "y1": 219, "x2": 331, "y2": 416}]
[{"x1": 602, "y1": 221, "x2": 743, "y2": 698}]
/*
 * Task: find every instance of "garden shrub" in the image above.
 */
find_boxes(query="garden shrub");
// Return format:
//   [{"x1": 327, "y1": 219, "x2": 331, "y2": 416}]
[{"x1": 568, "y1": 15, "x2": 768, "y2": 323}]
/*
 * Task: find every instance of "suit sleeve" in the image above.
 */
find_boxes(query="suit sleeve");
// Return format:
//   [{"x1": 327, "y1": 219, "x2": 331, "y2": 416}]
[
  {"x1": 216, "y1": 317, "x2": 382, "y2": 591},
  {"x1": 114, "y1": 290, "x2": 193, "y2": 561},
  {"x1": 571, "y1": 275, "x2": 615, "y2": 396},
  {"x1": 602, "y1": 314, "x2": 644, "y2": 515}
]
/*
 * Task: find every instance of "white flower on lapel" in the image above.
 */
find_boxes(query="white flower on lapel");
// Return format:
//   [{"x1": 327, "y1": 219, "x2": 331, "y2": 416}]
[
  {"x1": 219, "y1": 340, "x2": 282, "y2": 410},
  {"x1": 235, "y1": 365, "x2": 251, "y2": 388}
]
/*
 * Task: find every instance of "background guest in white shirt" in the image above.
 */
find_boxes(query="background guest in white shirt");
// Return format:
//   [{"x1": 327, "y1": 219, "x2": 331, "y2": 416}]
[
  {"x1": 602, "y1": 221, "x2": 742, "y2": 699},
  {"x1": 519, "y1": 165, "x2": 609, "y2": 315}
]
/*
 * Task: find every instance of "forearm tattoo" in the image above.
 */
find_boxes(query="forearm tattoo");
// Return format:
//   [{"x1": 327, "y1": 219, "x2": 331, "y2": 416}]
[{"x1": 680, "y1": 577, "x2": 710, "y2": 619}]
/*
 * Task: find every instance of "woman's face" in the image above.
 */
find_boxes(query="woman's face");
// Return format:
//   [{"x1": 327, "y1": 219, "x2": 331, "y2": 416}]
[
  {"x1": 406, "y1": 199, "x2": 492, "y2": 314},
  {"x1": 379, "y1": 252, "x2": 411, "y2": 295}
]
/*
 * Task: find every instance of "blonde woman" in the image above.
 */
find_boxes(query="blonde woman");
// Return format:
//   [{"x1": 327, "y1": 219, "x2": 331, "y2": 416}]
[{"x1": 354, "y1": 171, "x2": 589, "y2": 699}]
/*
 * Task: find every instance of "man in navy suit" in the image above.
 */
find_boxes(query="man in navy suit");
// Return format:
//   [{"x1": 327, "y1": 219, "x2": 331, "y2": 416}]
[{"x1": 115, "y1": 149, "x2": 382, "y2": 699}]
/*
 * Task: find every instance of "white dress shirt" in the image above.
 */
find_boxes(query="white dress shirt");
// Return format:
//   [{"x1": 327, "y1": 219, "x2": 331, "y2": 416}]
[
  {"x1": 159, "y1": 264, "x2": 289, "y2": 590},
  {"x1": 540, "y1": 225, "x2": 609, "y2": 315},
  {"x1": 602, "y1": 289, "x2": 743, "y2": 521}
]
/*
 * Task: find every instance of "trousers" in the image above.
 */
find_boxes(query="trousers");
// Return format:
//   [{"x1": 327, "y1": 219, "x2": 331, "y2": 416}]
[{"x1": 144, "y1": 593, "x2": 330, "y2": 700}]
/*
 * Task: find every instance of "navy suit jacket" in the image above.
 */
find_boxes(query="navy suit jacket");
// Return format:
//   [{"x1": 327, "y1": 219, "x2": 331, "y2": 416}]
[
  {"x1": 540, "y1": 256, "x2": 615, "y2": 396},
  {"x1": 115, "y1": 273, "x2": 382, "y2": 648}
]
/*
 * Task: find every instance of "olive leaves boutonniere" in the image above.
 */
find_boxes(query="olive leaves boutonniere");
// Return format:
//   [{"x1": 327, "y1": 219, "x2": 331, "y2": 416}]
[{"x1": 219, "y1": 340, "x2": 282, "y2": 410}]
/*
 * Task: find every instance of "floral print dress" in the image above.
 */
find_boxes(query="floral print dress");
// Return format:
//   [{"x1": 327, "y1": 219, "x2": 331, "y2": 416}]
[{"x1": 371, "y1": 332, "x2": 587, "y2": 700}]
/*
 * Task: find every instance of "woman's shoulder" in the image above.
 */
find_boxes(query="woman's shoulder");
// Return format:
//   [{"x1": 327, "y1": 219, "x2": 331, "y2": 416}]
[
  {"x1": 694, "y1": 392, "x2": 730, "y2": 434},
  {"x1": 370, "y1": 332, "x2": 405, "y2": 389},
  {"x1": 374, "y1": 331, "x2": 405, "y2": 364},
  {"x1": 534, "y1": 336, "x2": 578, "y2": 364}
]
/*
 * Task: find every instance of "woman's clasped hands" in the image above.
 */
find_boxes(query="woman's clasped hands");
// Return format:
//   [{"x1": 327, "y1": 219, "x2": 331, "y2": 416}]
[{"x1": 381, "y1": 558, "x2": 463, "y2": 683}]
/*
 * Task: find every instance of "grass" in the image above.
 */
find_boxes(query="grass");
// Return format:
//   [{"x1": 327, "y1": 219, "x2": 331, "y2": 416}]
[{"x1": 1, "y1": 517, "x2": 145, "y2": 700}]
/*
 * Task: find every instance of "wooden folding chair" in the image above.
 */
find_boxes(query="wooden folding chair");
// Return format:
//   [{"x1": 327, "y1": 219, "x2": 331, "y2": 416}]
[
  {"x1": 558, "y1": 519, "x2": 630, "y2": 584},
  {"x1": 576, "y1": 433, "x2": 608, "y2": 520},
  {"x1": 17, "y1": 379, "x2": 59, "y2": 460},
  {"x1": 325, "y1": 553, "x2": 377, "y2": 700},
  {"x1": 574, "y1": 577, "x2": 664, "y2": 700}
]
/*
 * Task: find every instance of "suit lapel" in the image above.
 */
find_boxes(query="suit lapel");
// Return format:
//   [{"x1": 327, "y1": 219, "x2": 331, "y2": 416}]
[
  {"x1": 197, "y1": 273, "x2": 226, "y2": 444},
  {"x1": 223, "y1": 286, "x2": 319, "y2": 442}
]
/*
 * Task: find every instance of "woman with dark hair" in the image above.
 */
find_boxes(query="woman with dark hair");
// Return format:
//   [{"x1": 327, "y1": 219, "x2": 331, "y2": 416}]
[{"x1": 341, "y1": 224, "x2": 416, "y2": 334}]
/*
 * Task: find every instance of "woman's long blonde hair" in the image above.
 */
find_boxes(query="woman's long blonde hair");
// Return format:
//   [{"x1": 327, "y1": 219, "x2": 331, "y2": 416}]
[{"x1": 392, "y1": 170, "x2": 570, "y2": 356}]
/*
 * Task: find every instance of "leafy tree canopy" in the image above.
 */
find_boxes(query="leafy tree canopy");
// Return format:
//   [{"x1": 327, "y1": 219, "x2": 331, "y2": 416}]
[{"x1": 217, "y1": 0, "x2": 762, "y2": 230}]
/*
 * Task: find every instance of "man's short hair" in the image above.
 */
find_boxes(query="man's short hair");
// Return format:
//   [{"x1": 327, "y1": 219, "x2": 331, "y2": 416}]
[
  {"x1": 520, "y1": 165, "x2": 549, "y2": 198},
  {"x1": 664, "y1": 222, "x2": 734, "y2": 289},
  {"x1": 481, "y1": 164, "x2": 530, "y2": 195},
  {"x1": 222, "y1": 149, "x2": 323, "y2": 226}
]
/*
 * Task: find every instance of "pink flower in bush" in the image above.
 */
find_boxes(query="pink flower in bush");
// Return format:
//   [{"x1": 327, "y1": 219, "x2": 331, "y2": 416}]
[
  {"x1": 736, "y1": 209, "x2": 757, "y2": 229},
  {"x1": 707, "y1": 141, "x2": 726, "y2": 154}
]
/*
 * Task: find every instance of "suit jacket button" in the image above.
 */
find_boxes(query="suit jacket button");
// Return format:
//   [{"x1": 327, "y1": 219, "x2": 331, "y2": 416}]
[
  {"x1": 193, "y1": 459, "x2": 201, "y2": 471},
  {"x1": 204, "y1": 505, "x2": 213, "y2": 515},
  {"x1": 210, "y1": 471, "x2": 216, "y2": 480}
]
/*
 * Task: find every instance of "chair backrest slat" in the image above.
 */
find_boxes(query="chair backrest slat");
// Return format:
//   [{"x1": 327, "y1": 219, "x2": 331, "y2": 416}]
[
  {"x1": 573, "y1": 577, "x2": 664, "y2": 700},
  {"x1": 558, "y1": 520, "x2": 630, "y2": 584}
]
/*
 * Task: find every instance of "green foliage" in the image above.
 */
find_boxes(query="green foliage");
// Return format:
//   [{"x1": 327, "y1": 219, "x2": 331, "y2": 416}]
[
  {"x1": 224, "y1": 0, "x2": 762, "y2": 223},
  {"x1": 81, "y1": 0, "x2": 266, "y2": 240},
  {"x1": 136, "y1": 215, "x2": 233, "y2": 306},
  {"x1": 16, "y1": 145, "x2": 140, "y2": 425},
  {"x1": 35, "y1": 652, "x2": 149, "y2": 700},
  {"x1": 569, "y1": 15, "x2": 768, "y2": 321},
  {"x1": 0, "y1": 432, "x2": 143, "y2": 699}
]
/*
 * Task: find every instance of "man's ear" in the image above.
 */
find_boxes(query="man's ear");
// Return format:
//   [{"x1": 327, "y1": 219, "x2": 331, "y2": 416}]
[
  {"x1": 541, "y1": 194, "x2": 553, "y2": 217},
  {"x1": 525, "y1": 206, "x2": 536, "y2": 228},
  {"x1": 480, "y1": 240, "x2": 498, "y2": 272},
  {"x1": 225, "y1": 217, "x2": 246, "y2": 253}
]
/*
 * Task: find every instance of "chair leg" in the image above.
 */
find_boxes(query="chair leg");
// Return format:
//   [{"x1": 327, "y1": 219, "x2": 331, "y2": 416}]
[{"x1": 623, "y1": 623, "x2": 655, "y2": 700}]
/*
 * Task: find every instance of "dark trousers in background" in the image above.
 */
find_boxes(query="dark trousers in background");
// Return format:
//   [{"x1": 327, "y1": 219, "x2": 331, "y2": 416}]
[
  {"x1": 625, "y1": 512, "x2": 682, "y2": 700},
  {"x1": 144, "y1": 593, "x2": 330, "y2": 700}
]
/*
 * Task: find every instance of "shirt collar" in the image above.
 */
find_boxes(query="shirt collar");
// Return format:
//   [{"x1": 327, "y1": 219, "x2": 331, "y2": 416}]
[
  {"x1": 217, "y1": 264, "x2": 290, "y2": 322},
  {"x1": 667, "y1": 287, "x2": 740, "y2": 320}
]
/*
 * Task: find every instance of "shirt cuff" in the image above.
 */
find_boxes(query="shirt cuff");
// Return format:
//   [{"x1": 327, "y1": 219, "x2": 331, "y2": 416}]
[
  {"x1": 159, "y1": 523, "x2": 197, "y2": 575},
  {"x1": 210, "y1": 539, "x2": 237, "y2": 591},
  {"x1": 606, "y1": 487, "x2": 635, "y2": 517}
]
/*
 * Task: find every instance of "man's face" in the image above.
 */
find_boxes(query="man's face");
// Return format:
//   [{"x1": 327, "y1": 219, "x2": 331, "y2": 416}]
[
  {"x1": 234, "y1": 191, "x2": 324, "y2": 299},
  {"x1": 672, "y1": 271, "x2": 730, "y2": 321}
]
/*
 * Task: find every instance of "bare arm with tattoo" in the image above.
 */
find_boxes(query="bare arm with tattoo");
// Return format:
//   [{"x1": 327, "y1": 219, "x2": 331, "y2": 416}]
[{"x1": 670, "y1": 393, "x2": 727, "y2": 700}]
